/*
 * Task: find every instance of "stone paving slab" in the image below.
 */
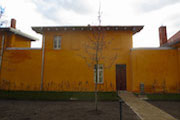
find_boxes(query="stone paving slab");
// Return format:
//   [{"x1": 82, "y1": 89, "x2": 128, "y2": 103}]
[{"x1": 118, "y1": 91, "x2": 177, "y2": 120}]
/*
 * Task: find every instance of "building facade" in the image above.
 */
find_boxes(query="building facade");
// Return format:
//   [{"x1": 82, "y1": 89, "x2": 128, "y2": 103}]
[{"x1": 0, "y1": 20, "x2": 179, "y2": 93}]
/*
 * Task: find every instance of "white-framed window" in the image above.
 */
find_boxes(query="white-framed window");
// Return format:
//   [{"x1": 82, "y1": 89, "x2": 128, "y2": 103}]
[
  {"x1": 94, "y1": 64, "x2": 104, "y2": 84},
  {"x1": 53, "y1": 36, "x2": 61, "y2": 49}
]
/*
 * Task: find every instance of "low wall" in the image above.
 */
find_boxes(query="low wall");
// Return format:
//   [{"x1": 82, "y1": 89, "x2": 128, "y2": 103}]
[
  {"x1": 0, "y1": 48, "x2": 42, "y2": 91},
  {"x1": 131, "y1": 48, "x2": 180, "y2": 93}
]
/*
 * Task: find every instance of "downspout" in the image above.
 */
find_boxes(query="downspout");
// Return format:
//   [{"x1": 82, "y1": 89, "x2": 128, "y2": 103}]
[
  {"x1": 0, "y1": 35, "x2": 5, "y2": 70},
  {"x1": 40, "y1": 35, "x2": 45, "y2": 91}
]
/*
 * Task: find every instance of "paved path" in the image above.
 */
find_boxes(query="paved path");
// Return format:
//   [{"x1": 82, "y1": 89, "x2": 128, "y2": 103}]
[{"x1": 118, "y1": 91, "x2": 177, "y2": 120}]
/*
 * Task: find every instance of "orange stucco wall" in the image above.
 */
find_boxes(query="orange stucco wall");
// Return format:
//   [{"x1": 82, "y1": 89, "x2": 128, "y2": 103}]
[
  {"x1": 11, "y1": 34, "x2": 31, "y2": 48},
  {"x1": 0, "y1": 49, "x2": 42, "y2": 91},
  {"x1": 131, "y1": 49, "x2": 180, "y2": 93},
  {"x1": 42, "y1": 30, "x2": 133, "y2": 91},
  {"x1": 0, "y1": 31, "x2": 31, "y2": 48}
]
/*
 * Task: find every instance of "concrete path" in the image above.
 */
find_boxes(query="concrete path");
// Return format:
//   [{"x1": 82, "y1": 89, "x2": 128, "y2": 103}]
[{"x1": 118, "y1": 91, "x2": 177, "y2": 120}]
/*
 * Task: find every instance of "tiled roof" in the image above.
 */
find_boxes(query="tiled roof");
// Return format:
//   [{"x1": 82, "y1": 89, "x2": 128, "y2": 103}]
[{"x1": 161, "y1": 31, "x2": 180, "y2": 47}]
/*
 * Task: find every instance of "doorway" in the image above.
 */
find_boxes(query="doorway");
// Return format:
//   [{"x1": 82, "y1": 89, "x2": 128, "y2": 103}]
[{"x1": 116, "y1": 64, "x2": 126, "y2": 90}]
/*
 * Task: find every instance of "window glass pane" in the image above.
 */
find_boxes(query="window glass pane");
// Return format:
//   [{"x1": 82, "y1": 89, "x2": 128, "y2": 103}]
[
  {"x1": 58, "y1": 39, "x2": 61, "y2": 48},
  {"x1": 94, "y1": 70, "x2": 97, "y2": 82},
  {"x1": 53, "y1": 38, "x2": 57, "y2": 48},
  {"x1": 99, "y1": 65, "x2": 103, "y2": 70},
  {"x1": 99, "y1": 77, "x2": 103, "y2": 83},
  {"x1": 94, "y1": 64, "x2": 97, "y2": 69},
  {"x1": 99, "y1": 71, "x2": 103, "y2": 83}
]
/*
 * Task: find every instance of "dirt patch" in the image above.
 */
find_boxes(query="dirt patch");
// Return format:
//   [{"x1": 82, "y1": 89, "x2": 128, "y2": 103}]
[
  {"x1": 148, "y1": 101, "x2": 180, "y2": 120},
  {"x1": 0, "y1": 100, "x2": 140, "y2": 120}
]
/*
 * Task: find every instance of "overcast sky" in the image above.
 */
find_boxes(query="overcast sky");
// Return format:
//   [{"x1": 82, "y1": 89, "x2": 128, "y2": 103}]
[{"x1": 0, "y1": 0, "x2": 180, "y2": 48}]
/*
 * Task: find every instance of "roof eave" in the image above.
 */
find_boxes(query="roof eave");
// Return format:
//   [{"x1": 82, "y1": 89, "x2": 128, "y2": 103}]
[
  {"x1": 161, "y1": 38, "x2": 180, "y2": 47},
  {"x1": 9, "y1": 28, "x2": 38, "y2": 41},
  {"x1": 32, "y1": 26, "x2": 144, "y2": 35},
  {"x1": 0, "y1": 27, "x2": 38, "y2": 41}
]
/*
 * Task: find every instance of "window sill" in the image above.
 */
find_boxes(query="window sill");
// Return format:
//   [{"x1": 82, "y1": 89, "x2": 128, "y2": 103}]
[
  {"x1": 53, "y1": 48, "x2": 61, "y2": 50},
  {"x1": 94, "y1": 82, "x2": 104, "y2": 84}
]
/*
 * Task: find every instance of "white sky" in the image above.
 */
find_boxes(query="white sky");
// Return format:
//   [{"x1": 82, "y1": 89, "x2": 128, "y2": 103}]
[{"x1": 0, "y1": 0, "x2": 180, "y2": 48}]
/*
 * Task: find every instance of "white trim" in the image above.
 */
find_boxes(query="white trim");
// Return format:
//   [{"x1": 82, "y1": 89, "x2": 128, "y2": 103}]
[
  {"x1": 9, "y1": 28, "x2": 39, "y2": 41},
  {"x1": 131, "y1": 47, "x2": 175, "y2": 51},
  {"x1": 6, "y1": 47, "x2": 41, "y2": 50}
]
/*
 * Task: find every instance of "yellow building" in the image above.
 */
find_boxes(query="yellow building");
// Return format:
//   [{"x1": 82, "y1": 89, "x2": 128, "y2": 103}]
[
  {"x1": 0, "y1": 19, "x2": 179, "y2": 93},
  {"x1": 31, "y1": 26, "x2": 143, "y2": 92}
]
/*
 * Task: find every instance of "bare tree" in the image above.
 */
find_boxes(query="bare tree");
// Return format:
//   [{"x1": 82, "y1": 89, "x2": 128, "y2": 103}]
[{"x1": 80, "y1": 4, "x2": 118, "y2": 111}]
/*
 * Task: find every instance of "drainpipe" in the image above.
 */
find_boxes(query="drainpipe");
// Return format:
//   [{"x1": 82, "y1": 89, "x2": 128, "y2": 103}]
[
  {"x1": 0, "y1": 35, "x2": 5, "y2": 70},
  {"x1": 40, "y1": 35, "x2": 45, "y2": 91}
]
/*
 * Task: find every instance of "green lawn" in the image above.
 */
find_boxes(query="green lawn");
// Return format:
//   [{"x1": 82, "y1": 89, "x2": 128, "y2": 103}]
[
  {"x1": 146, "y1": 93, "x2": 180, "y2": 101},
  {"x1": 0, "y1": 91, "x2": 119, "y2": 101}
]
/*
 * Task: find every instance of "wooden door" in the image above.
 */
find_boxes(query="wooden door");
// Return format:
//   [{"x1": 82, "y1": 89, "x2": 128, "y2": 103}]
[{"x1": 116, "y1": 64, "x2": 126, "y2": 90}]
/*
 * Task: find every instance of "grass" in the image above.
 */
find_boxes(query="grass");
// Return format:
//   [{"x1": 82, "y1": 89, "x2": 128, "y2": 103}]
[
  {"x1": 146, "y1": 93, "x2": 180, "y2": 101},
  {"x1": 0, "y1": 91, "x2": 119, "y2": 101}
]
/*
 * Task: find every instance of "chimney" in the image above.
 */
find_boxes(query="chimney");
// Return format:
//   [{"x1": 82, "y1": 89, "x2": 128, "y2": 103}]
[
  {"x1": 11, "y1": 18, "x2": 16, "y2": 29},
  {"x1": 159, "y1": 26, "x2": 167, "y2": 46}
]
